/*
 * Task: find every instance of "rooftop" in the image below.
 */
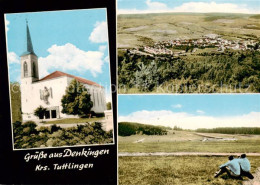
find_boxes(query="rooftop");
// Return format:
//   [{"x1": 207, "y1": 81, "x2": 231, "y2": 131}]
[{"x1": 39, "y1": 71, "x2": 102, "y2": 87}]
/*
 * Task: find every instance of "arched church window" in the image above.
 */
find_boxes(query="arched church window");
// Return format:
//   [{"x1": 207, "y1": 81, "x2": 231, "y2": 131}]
[
  {"x1": 33, "y1": 62, "x2": 36, "y2": 77},
  {"x1": 24, "y1": 62, "x2": 28, "y2": 77}
]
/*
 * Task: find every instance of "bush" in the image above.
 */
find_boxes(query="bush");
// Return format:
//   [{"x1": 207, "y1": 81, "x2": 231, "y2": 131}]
[
  {"x1": 118, "y1": 122, "x2": 137, "y2": 136},
  {"x1": 34, "y1": 106, "x2": 47, "y2": 119},
  {"x1": 37, "y1": 126, "x2": 51, "y2": 133},
  {"x1": 50, "y1": 124, "x2": 61, "y2": 133},
  {"x1": 13, "y1": 120, "x2": 113, "y2": 149},
  {"x1": 22, "y1": 121, "x2": 38, "y2": 136},
  {"x1": 90, "y1": 111, "x2": 105, "y2": 118}
]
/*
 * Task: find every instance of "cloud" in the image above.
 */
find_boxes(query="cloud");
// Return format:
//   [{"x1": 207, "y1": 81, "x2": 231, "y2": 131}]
[
  {"x1": 89, "y1": 21, "x2": 108, "y2": 43},
  {"x1": 104, "y1": 55, "x2": 109, "y2": 63},
  {"x1": 8, "y1": 67, "x2": 21, "y2": 83},
  {"x1": 172, "y1": 104, "x2": 182, "y2": 108},
  {"x1": 38, "y1": 43, "x2": 104, "y2": 78},
  {"x1": 196, "y1": 110, "x2": 205, "y2": 114},
  {"x1": 7, "y1": 52, "x2": 19, "y2": 64},
  {"x1": 172, "y1": 2, "x2": 255, "y2": 14},
  {"x1": 118, "y1": 110, "x2": 260, "y2": 130},
  {"x1": 118, "y1": 1, "x2": 260, "y2": 14},
  {"x1": 99, "y1": 45, "x2": 107, "y2": 52},
  {"x1": 5, "y1": 19, "x2": 10, "y2": 32},
  {"x1": 146, "y1": 0, "x2": 168, "y2": 10}
]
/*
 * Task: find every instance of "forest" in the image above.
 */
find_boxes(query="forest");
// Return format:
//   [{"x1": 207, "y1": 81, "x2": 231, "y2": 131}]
[
  {"x1": 118, "y1": 122, "x2": 168, "y2": 136},
  {"x1": 196, "y1": 127, "x2": 260, "y2": 135},
  {"x1": 118, "y1": 49, "x2": 260, "y2": 93}
]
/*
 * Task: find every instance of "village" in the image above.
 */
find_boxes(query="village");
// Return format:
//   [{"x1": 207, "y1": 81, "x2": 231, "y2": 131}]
[{"x1": 128, "y1": 34, "x2": 259, "y2": 57}]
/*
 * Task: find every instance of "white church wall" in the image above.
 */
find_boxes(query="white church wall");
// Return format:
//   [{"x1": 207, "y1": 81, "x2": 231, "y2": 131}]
[
  {"x1": 102, "y1": 110, "x2": 113, "y2": 131},
  {"x1": 88, "y1": 85, "x2": 106, "y2": 113},
  {"x1": 21, "y1": 76, "x2": 69, "y2": 120},
  {"x1": 22, "y1": 75, "x2": 106, "y2": 121}
]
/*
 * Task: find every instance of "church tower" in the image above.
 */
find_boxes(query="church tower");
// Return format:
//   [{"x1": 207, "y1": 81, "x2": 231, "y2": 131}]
[
  {"x1": 20, "y1": 21, "x2": 39, "y2": 83},
  {"x1": 20, "y1": 21, "x2": 39, "y2": 121}
]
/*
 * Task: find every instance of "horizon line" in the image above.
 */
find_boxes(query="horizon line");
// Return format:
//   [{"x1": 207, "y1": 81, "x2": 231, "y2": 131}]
[{"x1": 117, "y1": 11, "x2": 260, "y2": 15}]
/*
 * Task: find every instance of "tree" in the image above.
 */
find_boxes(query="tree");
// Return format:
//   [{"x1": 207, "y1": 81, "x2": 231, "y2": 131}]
[
  {"x1": 135, "y1": 61, "x2": 160, "y2": 91},
  {"x1": 61, "y1": 79, "x2": 93, "y2": 117},
  {"x1": 106, "y1": 102, "x2": 112, "y2": 110},
  {"x1": 34, "y1": 106, "x2": 47, "y2": 119},
  {"x1": 10, "y1": 82, "x2": 22, "y2": 122}
]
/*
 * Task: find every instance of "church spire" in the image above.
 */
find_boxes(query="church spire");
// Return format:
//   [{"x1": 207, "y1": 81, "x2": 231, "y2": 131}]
[{"x1": 21, "y1": 20, "x2": 36, "y2": 56}]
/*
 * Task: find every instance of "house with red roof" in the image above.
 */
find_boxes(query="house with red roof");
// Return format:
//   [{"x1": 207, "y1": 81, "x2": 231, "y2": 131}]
[{"x1": 20, "y1": 22, "x2": 106, "y2": 121}]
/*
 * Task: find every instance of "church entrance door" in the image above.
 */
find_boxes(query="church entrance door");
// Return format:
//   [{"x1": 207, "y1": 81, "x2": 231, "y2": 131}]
[
  {"x1": 51, "y1": 110, "x2": 57, "y2": 118},
  {"x1": 45, "y1": 111, "x2": 50, "y2": 119}
]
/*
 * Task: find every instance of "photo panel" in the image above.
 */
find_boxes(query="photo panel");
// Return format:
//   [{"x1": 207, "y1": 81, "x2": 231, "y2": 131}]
[
  {"x1": 116, "y1": 0, "x2": 260, "y2": 184},
  {"x1": 117, "y1": 0, "x2": 260, "y2": 94},
  {"x1": 118, "y1": 94, "x2": 260, "y2": 184},
  {"x1": 0, "y1": 0, "x2": 117, "y2": 184},
  {"x1": 6, "y1": 8, "x2": 114, "y2": 150}
]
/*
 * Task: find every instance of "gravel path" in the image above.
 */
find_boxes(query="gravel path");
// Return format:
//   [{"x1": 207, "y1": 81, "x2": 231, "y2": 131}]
[
  {"x1": 118, "y1": 152, "x2": 260, "y2": 157},
  {"x1": 243, "y1": 167, "x2": 260, "y2": 185}
]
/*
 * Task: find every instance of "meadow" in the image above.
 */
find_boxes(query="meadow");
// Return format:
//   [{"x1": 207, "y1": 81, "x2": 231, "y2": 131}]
[
  {"x1": 119, "y1": 130, "x2": 260, "y2": 184},
  {"x1": 119, "y1": 156, "x2": 260, "y2": 185},
  {"x1": 118, "y1": 130, "x2": 260, "y2": 153}
]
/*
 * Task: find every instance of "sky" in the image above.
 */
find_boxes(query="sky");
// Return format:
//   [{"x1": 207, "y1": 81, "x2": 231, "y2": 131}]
[
  {"x1": 117, "y1": 0, "x2": 260, "y2": 14},
  {"x1": 5, "y1": 8, "x2": 112, "y2": 101},
  {"x1": 118, "y1": 95, "x2": 260, "y2": 129}
]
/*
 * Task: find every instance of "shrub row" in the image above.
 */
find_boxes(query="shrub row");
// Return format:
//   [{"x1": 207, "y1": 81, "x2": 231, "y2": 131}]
[{"x1": 13, "y1": 121, "x2": 113, "y2": 149}]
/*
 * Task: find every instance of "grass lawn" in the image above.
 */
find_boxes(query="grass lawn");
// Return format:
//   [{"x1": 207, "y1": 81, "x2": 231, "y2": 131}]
[
  {"x1": 119, "y1": 140, "x2": 260, "y2": 153},
  {"x1": 119, "y1": 156, "x2": 260, "y2": 185},
  {"x1": 44, "y1": 117, "x2": 104, "y2": 124}
]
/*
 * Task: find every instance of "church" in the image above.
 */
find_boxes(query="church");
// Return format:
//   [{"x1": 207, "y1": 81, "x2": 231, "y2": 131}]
[{"x1": 20, "y1": 22, "x2": 106, "y2": 121}]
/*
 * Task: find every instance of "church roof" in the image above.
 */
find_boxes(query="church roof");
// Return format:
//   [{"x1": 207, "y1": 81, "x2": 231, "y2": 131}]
[
  {"x1": 39, "y1": 71, "x2": 102, "y2": 87},
  {"x1": 21, "y1": 21, "x2": 36, "y2": 57}
]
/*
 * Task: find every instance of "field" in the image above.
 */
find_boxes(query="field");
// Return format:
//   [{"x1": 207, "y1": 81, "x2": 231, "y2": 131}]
[
  {"x1": 119, "y1": 130, "x2": 260, "y2": 153},
  {"x1": 119, "y1": 156, "x2": 260, "y2": 185},
  {"x1": 118, "y1": 13, "x2": 260, "y2": 48}
]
